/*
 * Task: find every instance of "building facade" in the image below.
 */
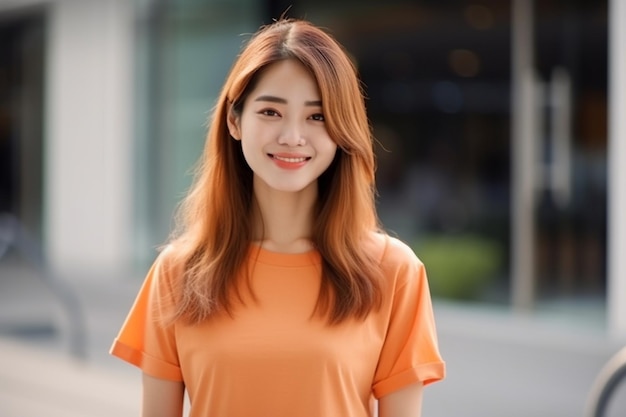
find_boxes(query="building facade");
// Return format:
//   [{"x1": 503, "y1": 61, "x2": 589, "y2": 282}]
[{"x1": 0, "y1": 0, "x2": 624, "y2": 338}]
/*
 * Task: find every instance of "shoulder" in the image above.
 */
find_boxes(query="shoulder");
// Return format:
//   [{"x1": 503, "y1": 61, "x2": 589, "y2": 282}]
[
  {"x1": 365, "y1": 232, "x2": 426, "y2": 288},
  {"x1": 141, "y1": 244, "x2": 187, "y2": 317},
  {"x1": 147, "y1": 244, "x2": 186, "y2": 290},
  {"x1": 365, "y1": 231, "x2": 424, "y2": 272},
  {"x1": 151, "y1": 244, "x2": 177, "y2": 273},
  {"x1": 364, "y1": 231, "x2": 423, "y2": 268}
]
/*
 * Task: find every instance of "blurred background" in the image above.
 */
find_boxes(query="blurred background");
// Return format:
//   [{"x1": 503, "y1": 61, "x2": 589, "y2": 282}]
[{"x1": 1, "y1": 0, "x2": 625, "y2": 416}]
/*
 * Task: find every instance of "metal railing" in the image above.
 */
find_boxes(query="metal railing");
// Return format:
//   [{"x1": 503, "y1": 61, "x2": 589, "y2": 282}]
[
  {"x1": 585, "y1": 345, "x2": 626, "y2": 417},
  {"x1": 0, "y1": 212, "x2": 87, "y2": 359}
]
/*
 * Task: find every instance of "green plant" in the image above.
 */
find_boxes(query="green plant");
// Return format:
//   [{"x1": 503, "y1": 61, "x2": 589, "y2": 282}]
[{"x1": 413, "y1": 234, "x2": 503, "y2": 301}]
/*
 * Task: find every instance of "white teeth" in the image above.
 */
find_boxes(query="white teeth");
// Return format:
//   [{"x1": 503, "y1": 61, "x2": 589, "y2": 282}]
[{"x1": 273, "y1": 155, "x2": 307, "y2": 163}]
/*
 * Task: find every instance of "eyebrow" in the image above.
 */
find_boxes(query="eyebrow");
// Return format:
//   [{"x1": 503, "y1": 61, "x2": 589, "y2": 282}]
[{"x1": 254, "y1": 95, "x2": 322, "y2": 107}]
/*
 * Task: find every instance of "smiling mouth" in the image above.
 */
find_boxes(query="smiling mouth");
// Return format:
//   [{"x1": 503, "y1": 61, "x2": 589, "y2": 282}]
[{"x1": 269, "y1": 154, "x2": 311, "y2": 163}]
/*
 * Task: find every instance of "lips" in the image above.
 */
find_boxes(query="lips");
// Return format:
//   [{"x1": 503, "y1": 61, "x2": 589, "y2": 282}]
[
  {"x1": 268, "y1": 153, "x2": 311, "y2": 169},
  {"x1": 271, "y1": 155, "x2": 309, "y2": 163}
]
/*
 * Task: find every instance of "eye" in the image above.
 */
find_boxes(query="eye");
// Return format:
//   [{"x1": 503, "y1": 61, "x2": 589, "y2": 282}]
[
  {"x1": 310, "y1": 113, "x2": 325, "y2": 122},
  {"x1": 259, "y1": 109, "x2": 280, "y2": 117}
]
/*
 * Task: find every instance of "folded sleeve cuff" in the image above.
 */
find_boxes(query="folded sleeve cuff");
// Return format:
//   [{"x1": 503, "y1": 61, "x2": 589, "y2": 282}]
[
  {"x1": 373, "y1": 361, "x2": 446, "y2": 399},
  {"x1": 109, "y1": 339, "x2": 183, "y2": 381}
]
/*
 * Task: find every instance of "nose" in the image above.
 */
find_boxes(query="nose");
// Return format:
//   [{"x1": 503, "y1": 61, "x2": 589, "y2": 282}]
[{"x1": 277, "y1": 120, "x2": 305, "y2": 146}]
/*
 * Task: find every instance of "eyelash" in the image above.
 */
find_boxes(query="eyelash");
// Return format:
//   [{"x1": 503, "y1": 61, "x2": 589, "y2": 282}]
[
  {"x1": 260, "y1": 109, "x2": 279, "y2": 117},
  {"x1": 258, "y1": 109, "x2": 325, "y2": 122}
]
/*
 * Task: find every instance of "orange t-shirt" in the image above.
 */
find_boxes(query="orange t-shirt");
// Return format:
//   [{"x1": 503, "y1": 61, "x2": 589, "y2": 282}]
[{"x1": 110, "y1": 234, "x2": 445, "y2": 417}]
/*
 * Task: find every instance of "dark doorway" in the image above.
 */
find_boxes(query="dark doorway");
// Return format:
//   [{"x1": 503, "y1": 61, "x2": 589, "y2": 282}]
[{"x1": 0, "y1": 10, "x2": 45, "y2": 241}]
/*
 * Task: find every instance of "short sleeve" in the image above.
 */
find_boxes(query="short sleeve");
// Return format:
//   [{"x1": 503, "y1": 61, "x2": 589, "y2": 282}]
[
  {"x1": 372, "y1": 239, "x2": 445, "y2": 398},
  {"x1": 109, "y1": 249, "x2": 183, "y2": 381}
]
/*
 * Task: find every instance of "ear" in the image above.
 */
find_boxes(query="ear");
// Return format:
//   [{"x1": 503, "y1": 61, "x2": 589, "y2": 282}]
[{"x1": 227, "y1": 107, "x2": 241, "y2": 140}]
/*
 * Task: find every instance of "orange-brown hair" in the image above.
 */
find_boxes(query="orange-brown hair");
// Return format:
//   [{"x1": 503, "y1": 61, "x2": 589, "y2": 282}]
[{"x1": 167, "y1": 18, "x2": 382, "y2": 324}]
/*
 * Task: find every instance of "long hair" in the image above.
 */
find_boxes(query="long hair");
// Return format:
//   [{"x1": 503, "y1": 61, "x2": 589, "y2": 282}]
[{"x1": 166, "y1": 18, "x2": 383, "y2": 325}]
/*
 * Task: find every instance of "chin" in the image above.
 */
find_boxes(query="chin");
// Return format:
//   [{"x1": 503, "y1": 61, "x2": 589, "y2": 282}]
[
  {"x1": 269, "y1": 181, "x2": 316, "y2": 194},
  {"x1": 272, "y1": 185, "x2": 311, "y2": 194}
]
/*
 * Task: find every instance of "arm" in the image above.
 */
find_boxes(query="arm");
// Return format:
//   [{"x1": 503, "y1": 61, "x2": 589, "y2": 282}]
[
  {"x1": 378, "y1": 381, "x2": 424, "y2": 417},
  {"x1": 142, "y1": 373, "x2": 185, "y2": 417}
]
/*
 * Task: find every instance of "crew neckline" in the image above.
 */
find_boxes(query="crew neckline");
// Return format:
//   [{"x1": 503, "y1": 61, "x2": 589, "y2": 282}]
[{"x1": 248, "y1": 243, "x2": 322, "y2": 267}]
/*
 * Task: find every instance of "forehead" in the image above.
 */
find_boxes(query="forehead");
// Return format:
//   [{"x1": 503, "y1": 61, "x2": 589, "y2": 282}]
[{"x1": 248, "y1": 59, "x2": 320, "y2": 99}]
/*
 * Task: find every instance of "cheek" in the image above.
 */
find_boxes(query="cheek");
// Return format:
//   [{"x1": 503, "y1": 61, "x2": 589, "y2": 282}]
[
  {"x1": 240, "y1": 140, "x2": 261, "y2": 166},
  {"x1": 240, "y1": 117, "x2": 278, "y2": 142},
  {"x1": 319, "y1": 143, "x2": 338, "y2": 171},
  {"x1": 320, "y1": 137, "x2": 338, "y2": 158}
]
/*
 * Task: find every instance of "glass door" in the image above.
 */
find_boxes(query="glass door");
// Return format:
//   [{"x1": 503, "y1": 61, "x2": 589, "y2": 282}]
[{"x1": 529, "y1": 0, "x2": 608, "y2": 313}]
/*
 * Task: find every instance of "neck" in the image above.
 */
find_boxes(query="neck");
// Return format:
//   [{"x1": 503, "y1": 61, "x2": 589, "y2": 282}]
[{"x1": 252, "y1": 180, "x2": 317, "y2": 253}]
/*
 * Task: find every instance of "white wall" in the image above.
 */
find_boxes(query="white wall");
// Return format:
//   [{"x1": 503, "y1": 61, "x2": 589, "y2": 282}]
[
  {"x1": 45, "y1": 0, "x2": 133, "y2": 276},
  {"x1": 608, "y1": 0, "x2": 626, "y2": 340}
]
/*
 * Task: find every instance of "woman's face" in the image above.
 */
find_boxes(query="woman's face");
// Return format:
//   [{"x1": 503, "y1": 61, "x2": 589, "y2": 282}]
[{"x1": 228, "y1": 59, "x2": 337, "y2": 196}]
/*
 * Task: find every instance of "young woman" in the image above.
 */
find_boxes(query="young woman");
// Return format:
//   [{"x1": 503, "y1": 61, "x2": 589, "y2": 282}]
[{"x1": 111, "y1": 18, "x2": 445, "y2": 417}]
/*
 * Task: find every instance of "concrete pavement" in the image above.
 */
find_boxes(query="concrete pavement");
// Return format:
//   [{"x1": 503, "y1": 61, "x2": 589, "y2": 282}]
[
  {"x1": 424, "y1": 301, "x2": 626, "y2": 417},
  {"x1": 0, "y1": 337, "x2": 140, "y2": 417},
  {"x1": 0, "y1": 260, "x2": 143, "y2": 416}
]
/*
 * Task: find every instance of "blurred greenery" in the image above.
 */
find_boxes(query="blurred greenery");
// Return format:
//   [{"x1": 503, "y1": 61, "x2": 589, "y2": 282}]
[{"x1": 414, "y1": 234, "x2": 504, "y2": 301}]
